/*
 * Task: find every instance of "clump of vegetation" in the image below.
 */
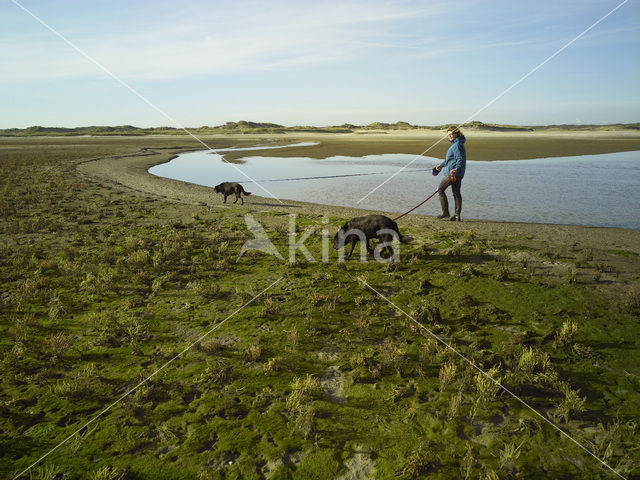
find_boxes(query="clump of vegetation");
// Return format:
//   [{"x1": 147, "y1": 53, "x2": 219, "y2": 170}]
[
  {"x1": 439, "y1": 361, "x2": 458, "y2": 391},
  {"x1": 398, "y1": 441, "x2": 439, "y2": 478},
  {"x1": 475, "y1": 367, "x2": 501, "y2": 402},
  {"x1": 51, "y1": 364, "x2": 99, "y2": 399},
  {"x1": 286, "y1": 374, "x2": 320, "y2": 438},
  {"x1": 411, "y1": 301, "x2": 442, "y2": 324},
  {"x1": 259, "y1": 295, "x2": 281, "y2": 317},
  {"x1": 199, "y1": 359, "x2": 232, "y2": 385},
  {"x1": 90, "y1": 465, "x2": 129, "y2": 480},
  {"x1": 493, "y1": 264, "x2": 509, "y2": 281},
  {"x1": 517, "y1": 346, "x2": 550, "y2": 374},
  {"x1": 497, "y1": 440, "x2": 524, "y2": 470},
  {"x1": 46, "y1": 332, "x2": 75, "y2": 363},
  {"x1": 197, "y1": 337, "x2": 225, "y2": 354},
  {"x1": 447, "y1": 390, "x2": 463, "y2": 419},
  {"x1": 554, "y1": 319, "x2": 579, "y2": 347},
  {"x1": 564, "y1": 267, "x2": 578, "y2": 284},
  {"x1": 508, "y1": 346, "x2": 559, "y2": 388},
  {"x1": 286, "y1": 327, "x2": 300, "y2": 351},
  {"x1": 554, "y1": 384, "x2": 587, "y2": 423},
  {"x1": 190, "y1": 280, "x2": 222, "y2": 299},
  {"x1": 244, "y1": 342, "x2": 262, "y2": 361},
  {"x1": 622, "y1": 288, "x2": 640, "y2": 314}
]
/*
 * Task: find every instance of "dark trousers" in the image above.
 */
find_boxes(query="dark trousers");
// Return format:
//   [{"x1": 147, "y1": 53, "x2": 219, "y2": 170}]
[{"x1": 438, "y1": 177, "x2": 462, "y2": 216}]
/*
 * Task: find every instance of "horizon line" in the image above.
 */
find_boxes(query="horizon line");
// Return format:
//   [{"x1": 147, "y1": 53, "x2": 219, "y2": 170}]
[{"x1": 2, "y1": 120, "x2": 640, "y2": 131}]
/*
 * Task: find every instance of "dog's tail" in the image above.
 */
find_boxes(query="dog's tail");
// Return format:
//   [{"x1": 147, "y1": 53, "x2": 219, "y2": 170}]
[{"x1": 239, "y1": 185, "x2": 252, "y2": 196}]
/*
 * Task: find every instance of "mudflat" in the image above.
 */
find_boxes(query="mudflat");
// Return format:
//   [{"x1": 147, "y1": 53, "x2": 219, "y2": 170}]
[{"x1": 2, "y1": 132, "x2": 640, "y2": 478}]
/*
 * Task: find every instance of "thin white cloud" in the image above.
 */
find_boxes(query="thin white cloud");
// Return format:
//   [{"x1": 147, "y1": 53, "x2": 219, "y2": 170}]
[{"x1": 2, "y1": 1, "x2": 448, "y2": 82}]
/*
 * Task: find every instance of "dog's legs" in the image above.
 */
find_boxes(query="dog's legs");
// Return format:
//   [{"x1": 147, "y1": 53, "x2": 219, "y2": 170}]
[
  {"x1": 380, "y1": 234, "x2": 394, "y2": 258},
  {"x1": 346, "y1": 240, "x2": 357, "y2": 259},
  {"x1": 366, "y1": 239, "x2": 374, "y2": 254},
  {"x1": 223, "y1": 194, "x2": 228, "y2": 203}
]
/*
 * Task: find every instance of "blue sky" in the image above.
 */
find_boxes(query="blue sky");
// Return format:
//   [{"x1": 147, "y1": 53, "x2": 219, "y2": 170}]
[{"x1": 1, "y1": 0, "x2": 638, "y2": 128}]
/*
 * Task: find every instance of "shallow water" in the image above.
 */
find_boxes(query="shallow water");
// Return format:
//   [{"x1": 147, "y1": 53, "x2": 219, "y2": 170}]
[{"x1": 150, "y1": 149, "x2": 640, "y2": 229}]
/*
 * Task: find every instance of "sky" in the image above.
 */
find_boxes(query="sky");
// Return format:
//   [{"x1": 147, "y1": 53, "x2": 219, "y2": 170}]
[{"x1": 1, "y1": 0, "x2": 639, "y2": 128}]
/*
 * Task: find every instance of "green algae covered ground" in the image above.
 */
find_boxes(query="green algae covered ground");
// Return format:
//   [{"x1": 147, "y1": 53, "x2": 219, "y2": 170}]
[{"x1": 1, "y1": 136, "x2": 639, "y2": 479}]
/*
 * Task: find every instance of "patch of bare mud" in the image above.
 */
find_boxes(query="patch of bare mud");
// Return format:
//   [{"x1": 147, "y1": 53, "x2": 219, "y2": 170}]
[
  {"x1": 313, "y1": 350, "x2": 347, "y2": 404},
  {"x1": 336, "y1": 447, "x2": 376, "y2": 480},
  {"x1": 321, "y1": 365, "x2": 347, "y2": 405}
]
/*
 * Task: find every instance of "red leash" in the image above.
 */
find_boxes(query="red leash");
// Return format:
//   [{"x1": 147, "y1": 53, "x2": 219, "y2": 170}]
[{"x1": 392, "y1": 172, "x2": 454, "y2": 222}]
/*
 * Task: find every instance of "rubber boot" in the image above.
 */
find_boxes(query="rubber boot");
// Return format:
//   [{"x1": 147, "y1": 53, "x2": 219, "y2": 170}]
[
  {"x1": 437, "y1": 194, "x2": 450, "y2": 219},
  {"x1": 450, "y1": 197, "x2": 461, "y2": 221}
]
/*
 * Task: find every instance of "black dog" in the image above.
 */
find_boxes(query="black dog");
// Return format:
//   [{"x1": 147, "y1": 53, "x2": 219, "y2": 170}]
[
  {"x1": 214, "y1": 182, "x2": 251, "y2": 204},
  {"x1": 333, "y1": 215, "x2": 406, "y2": 259}
]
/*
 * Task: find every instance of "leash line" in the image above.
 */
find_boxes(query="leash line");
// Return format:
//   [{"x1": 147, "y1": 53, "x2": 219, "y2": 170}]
[
  {"x1": 392, "y1": 188, "x2": 441, "y2": 221},
  {"x1": 392, "y1": 174, "x2": 453, "y2": 222}
]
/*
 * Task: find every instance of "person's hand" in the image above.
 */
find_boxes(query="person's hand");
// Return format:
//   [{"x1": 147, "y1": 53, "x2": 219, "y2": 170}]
[{"x1": 435, "y1": 165, "x2": 443, "y2": 172}]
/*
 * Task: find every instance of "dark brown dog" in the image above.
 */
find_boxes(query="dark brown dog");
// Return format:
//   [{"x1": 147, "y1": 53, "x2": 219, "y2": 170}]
[
  {"x1": 333, "y1": 214, "x2": 406, "y2": 259},
  {"x1": 214, "y1": 182, "x2": 251, "y2": 204}
]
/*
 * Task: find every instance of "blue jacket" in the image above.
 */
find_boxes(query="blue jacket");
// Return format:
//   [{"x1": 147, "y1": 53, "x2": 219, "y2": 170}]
[{"x1": 440, "y1": 135, "x2": 466, "y2": 179}]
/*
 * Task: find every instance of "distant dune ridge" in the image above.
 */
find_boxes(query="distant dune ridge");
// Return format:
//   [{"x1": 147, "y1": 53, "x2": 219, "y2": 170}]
[{"x1": 1, "y1": 120, "x2": 639, "y2": 136}]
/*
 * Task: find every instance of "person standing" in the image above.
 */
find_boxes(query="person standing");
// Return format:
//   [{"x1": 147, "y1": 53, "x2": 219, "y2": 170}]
[{"x1": 434, "y1": 126, "x2": 466, "y2": 221}]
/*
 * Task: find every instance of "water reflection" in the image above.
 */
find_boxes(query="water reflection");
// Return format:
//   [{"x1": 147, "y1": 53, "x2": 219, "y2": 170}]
[{"x1": 214, "y1": 142, "x2": 319, "y2": 152}]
